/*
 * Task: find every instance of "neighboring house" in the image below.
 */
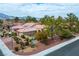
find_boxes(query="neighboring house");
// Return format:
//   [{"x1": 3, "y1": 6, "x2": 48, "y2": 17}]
[{"x1": 11, "y1": 22, "x2": 45, "y2": 36}]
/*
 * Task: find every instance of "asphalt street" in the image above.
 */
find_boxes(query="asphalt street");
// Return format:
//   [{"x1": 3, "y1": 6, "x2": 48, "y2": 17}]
[
  {"x1": 0, "y1": 49, "x2": 4, "y2": 56},
  {"x1": 46, "y1": 40, "x2": 79, "y2": 56}
]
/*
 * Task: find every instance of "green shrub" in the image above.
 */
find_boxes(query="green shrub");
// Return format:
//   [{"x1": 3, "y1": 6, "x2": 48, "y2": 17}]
[
  {"x1": 25, "y1": 38, "x2": 29, "y2": 46},
  {"x1": 59, "y1": 29, "x2": 73, "y2": 39},
  {"x1": 35, "y1": 31, "x2": 42, "y2": 41},
  {"x1": 11, "y1": 32, "x2": 17, "y2": 37},
  {"x1": 13, "y1": 36, "x2": 20, "y2": 44},
  {"x1": 14, "y1": 46, "x2": 19, "y2": 51},
  {"x1": 21, "y1": 35, "x2": 26, "y2": 39},
  {"x1": 19, "y1": 41, "x2": 25, "y2": 49},
  {"x1": 35, "y1": 30, "x2": 48, "y2": 45}
]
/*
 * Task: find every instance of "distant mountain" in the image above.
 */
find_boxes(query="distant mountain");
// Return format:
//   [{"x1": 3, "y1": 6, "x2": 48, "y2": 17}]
[
  {"x1": 0, "y1": 13, "x2": 40, "y2": 20},
  {"x1": 0, "y1": 13, "x2": 13, "y2": 19}
]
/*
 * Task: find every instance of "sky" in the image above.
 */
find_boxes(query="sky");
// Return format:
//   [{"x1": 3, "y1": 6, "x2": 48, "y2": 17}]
[{"x1": 0, "y1": 3, "x2": 79, "y2": 18}]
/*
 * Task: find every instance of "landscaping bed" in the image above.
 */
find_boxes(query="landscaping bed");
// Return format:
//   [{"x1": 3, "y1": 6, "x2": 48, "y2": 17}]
[
  {"x1": 13, "y1": 39, "x2": 66, "y2": 55},
  {"x1": 1, "y1": 36, "x2": 70, "y2": 55}
]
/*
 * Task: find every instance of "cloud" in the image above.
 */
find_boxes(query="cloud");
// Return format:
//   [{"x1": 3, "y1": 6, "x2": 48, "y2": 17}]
[{"x1": 0, "y1": 3, "x2": 79, "y2": 18}]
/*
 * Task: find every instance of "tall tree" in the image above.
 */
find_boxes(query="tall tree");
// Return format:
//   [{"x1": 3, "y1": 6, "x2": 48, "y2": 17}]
[
  {"x1": 65, "y1": 13, "x2": 78, "y2": 32},
  {"x1": 14, "y1": 17, "x2": 20, "y2": 23},
  {"x1": 40, "y1": 15, "x2": 55, "y2": 26},
  {"x1": 25, "y1": 16, "x2": 37, "y2": 22},
  {"x1": 0, "y1": 19, "x2": 3, "y2": 25},
  {"x1": 65, "y1": 13, "x2": 78, "y2": 22}
]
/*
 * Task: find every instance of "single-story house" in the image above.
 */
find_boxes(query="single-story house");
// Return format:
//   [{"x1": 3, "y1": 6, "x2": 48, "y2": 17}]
[{"x1": 11, "y1": 22, "x2": 45, "y2": 36}]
